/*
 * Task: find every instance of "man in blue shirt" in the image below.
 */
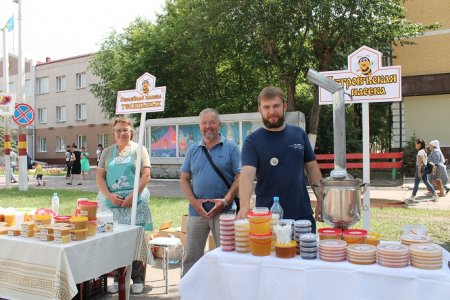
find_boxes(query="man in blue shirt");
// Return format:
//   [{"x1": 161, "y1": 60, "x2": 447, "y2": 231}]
[
  {"x1": 237, "y1": 87, "x2": 323, "y2": 232},
  {"x1": 180, "y1": 108, "x2": 241, "y2": 275}
]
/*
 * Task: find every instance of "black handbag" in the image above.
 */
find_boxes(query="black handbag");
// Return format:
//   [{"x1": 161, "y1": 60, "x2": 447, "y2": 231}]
[
  {"x1": 424, "y1": 162, "x2": 434, "y2": 174},
  {"x1": 202, "y1": 147, "x2": 240, "y2": 212}
]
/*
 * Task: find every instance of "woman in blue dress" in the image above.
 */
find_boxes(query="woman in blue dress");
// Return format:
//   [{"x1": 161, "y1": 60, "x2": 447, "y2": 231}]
[{"x1": 96, "y1": 116, "x2": 152, "y2": 295}]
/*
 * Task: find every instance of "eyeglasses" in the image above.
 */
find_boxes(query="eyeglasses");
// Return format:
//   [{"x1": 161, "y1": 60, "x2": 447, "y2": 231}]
[{"x1": 114, "y1": 129, "x2": 131, "y2": 134}]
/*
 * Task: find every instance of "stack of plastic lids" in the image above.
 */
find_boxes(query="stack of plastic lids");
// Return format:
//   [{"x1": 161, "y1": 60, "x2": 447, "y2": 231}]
[
  {"x1": 300, "y1": 233, "x2": 318, "y2": 259},
  {"x1": 234, "y1": 219, "x2": 250, "y2": 253},
  {"x1": 400, "y1": 234, "x2": 431, "y2": 246},
  {"x1": 377, "y1": 243, "x2": 409, "y2": 268},
  {"x1": 347, "y1": 244, "x2": 377, "y2": 265},
  {"x1": 409, "y1": 244, "x2": 443, "y2": 270},
  {"x1": 219, "y1": 214, "x2": 235, "y2": 252},
  {"x1": 294, "y1": 220, "x2": 312, "y2": 254},
  {"x1": 319, "y1": 239, "x2": 347, "y2": 262}
]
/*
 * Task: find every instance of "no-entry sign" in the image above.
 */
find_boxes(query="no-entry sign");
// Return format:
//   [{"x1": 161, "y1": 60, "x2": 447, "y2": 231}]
[{"x1": 13, "y1": 103, "x2": 35, "y2": 126}]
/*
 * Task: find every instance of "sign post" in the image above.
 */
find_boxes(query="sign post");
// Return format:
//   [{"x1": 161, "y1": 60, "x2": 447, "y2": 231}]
[
  {"x1": 116, "y1": 73, "x2": 166, "y2": 226},
  {"x1": 318, "y1": 46, "x2": 402, "y2": 230}
]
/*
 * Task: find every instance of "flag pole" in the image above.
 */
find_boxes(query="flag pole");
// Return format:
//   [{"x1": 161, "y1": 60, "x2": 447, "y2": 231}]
[{"x1": 2, "y1": 29, "x2": 12, "y2": 189}]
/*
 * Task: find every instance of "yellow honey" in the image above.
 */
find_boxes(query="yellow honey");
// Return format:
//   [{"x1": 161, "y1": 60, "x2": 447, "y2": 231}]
[{"x1": 55, "y1": 235, "x2": 71, "y2": 244}]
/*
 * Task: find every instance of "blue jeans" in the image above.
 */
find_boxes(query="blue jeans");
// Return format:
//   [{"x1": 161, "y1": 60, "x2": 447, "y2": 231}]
[{"x1": 412, "y1": 165, "x2": 436, "y2": 196}]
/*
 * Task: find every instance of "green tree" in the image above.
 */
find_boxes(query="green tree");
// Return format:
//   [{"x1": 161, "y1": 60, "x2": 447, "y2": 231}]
[{"x1": 90, "y1": 0, "x2": 438, "y2": 151}]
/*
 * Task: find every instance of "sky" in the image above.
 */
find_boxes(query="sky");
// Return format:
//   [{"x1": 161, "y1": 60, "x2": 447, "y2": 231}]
[{"x1": 0, "y1": 0, "x2": 166, "y2": 62}]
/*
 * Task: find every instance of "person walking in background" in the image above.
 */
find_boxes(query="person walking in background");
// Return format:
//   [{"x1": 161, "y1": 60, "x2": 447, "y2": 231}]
[
  {"x1": 237, "y1": 87, "x2": 323, "y2": 232},
  {"x1": 428, "y1": 140, "x2": 449, "y2": 196},
  {"x1": 180, "y1": 108, "x2": 241, "y2": 276},
  {"x1": 96, "y1": 144, "x2": 104, "y2": 166},
  {"x1": 33, "y1": 162, "x2": 46, "y2": 187},
  {"x1": 96, "y1": 116, "x2": 152, "y2": 294},
  {"x1": 65, "y1": 145, "x2": 73, "y2": 179},
  {"x1": 405, "y1": 139, "x2": 439, "y2": 204},
  {"x1": 80, "y1": 146, "x2": 91, "y2": 179},
  {"x1": 67, "y1": 144, "x2": 82, "y2": 185},
  {"x1": 10, "y1": 149, "x2": 18, "y2": 183}
]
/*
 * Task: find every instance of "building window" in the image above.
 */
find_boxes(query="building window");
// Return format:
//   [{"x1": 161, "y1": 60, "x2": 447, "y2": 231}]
[
  {"x1": 76, "y1": 72, "x2": 87, "y2": 89},
  {"x1": 36, "y1": 77, "x2": 49, "y2": 94},
  {"x1": 37, "y1": 108, "x2": 47, "y2": 124},
  {"x1": 77, "y1": 135, "x2": 87, "y2": 148},
  {"x1": 76, "y1": 103, "x2": 87, "y2": 120},
  {"x1": 56, "y1": 76, "x2": 66, "y2": 92},
  {"x1": 39, "y1": 137, "x2": 47, "y2": 152},
  {"x1": 56, "y1": 137, "x2": 66, "y2": 152},
  {"x1": 24, "y1": 79, "x2": 31, "y2": 97},
  {"x1": 8, "y1": 81, "x2": 15, "y2": 92},
  {"x1": 98, "y1": 134, "x2": 109, "y2": 147},
  {"x1": 56, "y1": 106, "x2": 66, "y2": 122}
]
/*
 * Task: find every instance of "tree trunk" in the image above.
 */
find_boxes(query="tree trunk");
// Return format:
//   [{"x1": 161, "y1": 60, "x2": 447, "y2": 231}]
[{"x1": 284, "y1": 77, "x2": 297, "y2": 111}]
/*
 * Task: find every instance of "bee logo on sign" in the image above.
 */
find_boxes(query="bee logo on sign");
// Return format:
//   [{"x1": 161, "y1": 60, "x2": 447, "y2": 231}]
[
  {"x1": 319, "y1": 45, "x2": 402, "y2": 105},
  {"x1": 116, "y1": 73, "x2": 167, "y2": 114}
]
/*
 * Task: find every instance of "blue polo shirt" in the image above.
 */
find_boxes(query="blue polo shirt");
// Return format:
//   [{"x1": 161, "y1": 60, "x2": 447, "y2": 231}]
[
  {"x1": 241, "y1": 125, "x2": 316, "y2": 220},
  {"x1": 181, "y1": 135, "x2": 241, "y2": 216}
]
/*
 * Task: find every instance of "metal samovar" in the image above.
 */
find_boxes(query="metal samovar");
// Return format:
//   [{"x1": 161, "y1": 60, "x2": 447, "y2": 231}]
[{"x1": 306, "y1": 70, "x2": 368, "y2": 229}]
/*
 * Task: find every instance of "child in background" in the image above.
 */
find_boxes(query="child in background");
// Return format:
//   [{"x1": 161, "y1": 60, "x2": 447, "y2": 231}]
[{"x1": 33, "y1": 162, "x2": 47, "y2": 187}]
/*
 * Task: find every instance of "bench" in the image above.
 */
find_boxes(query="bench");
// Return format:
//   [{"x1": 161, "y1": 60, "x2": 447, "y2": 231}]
[{"x1": 316, "y1": 152, "x2": 404, "y2": 180}]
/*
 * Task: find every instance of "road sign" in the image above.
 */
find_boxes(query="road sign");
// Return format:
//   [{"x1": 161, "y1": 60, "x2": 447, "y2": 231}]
[{"x1": 12, "y1": 103, "x2": 35, "y2": 126}]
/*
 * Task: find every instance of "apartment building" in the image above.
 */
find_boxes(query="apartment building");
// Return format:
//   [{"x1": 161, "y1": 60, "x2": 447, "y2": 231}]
[
  {"x1": 34, "y1": 54, "x2": 111, "y2": 164},
  {"x1": 0, "y1": 53, "x2": 34, "y2": 155},
  {"x1": 392, "y1": 0, "x2": 450, "y2": 155}
]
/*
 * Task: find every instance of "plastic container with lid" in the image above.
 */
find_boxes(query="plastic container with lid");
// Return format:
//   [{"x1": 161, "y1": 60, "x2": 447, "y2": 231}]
[
  {"x1": 318, "y1": 228, "x2": 342, "y2": 240},
  {"x1": 249, "y1": 232, "x2": 273, "y2": 256},
  {"x1": 54, "y1": 215, "x2": 71, "y2": 224},
  {"x1": 86, "y1": 220, "x2": 98, "y2": 236},
  {"x1": 275, "y1": 240, "x2": 297, "y2": 258},
  {"x1": 78, "y1": 201, "x2": 98, "y2": 221},
  {"x1": 343, "y1": 229, "x2": 367, "y2": 244},
  {"x1": 33, "y1": 214, "x2": 52, "y2": 226},
  {"x1": 247, "y1": 207, "x2": 272, "y2": 234},
  {"x1": 366, "y1": 232, "x2": 381, "y2": 246},
  {"x1": 5, "y1": 213, "x2": 17, "y2": 227},
  {"x1": 70, "y1": 216, "x2": 88, "y2": 230},
  {"x1": 70, "y1": 229, "x2": 88, "y2": 241}
]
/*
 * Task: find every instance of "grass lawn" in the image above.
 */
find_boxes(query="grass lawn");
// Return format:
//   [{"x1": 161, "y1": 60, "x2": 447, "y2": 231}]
[{"x1": 2, "y1": 188, "x2": 449, "y2": 251}]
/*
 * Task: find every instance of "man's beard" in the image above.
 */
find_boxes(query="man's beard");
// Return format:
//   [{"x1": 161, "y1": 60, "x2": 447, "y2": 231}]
[
  {"x1": 204, "y1": 131, "x2": 216, "y2": 140},
  {"x1": 262, "y1": 113, "x2": 285, "y2": 129}
]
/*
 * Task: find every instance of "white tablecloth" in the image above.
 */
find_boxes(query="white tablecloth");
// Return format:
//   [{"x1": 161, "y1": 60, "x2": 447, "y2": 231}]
[
  {"x1": 0, "y1": 225, "x2": 147, "y2": 300},
  {"x1": 180, "y1": 247, "x2": 450, "y2": 300}
]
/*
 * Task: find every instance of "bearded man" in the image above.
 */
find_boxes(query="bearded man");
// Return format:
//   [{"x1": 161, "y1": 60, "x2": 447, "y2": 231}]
[{"x1": 237, "y1": 87, "x2": 323, "y2": 232}]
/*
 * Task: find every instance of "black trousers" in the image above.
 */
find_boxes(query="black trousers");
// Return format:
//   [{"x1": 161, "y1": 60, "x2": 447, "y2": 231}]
[{"x1": 66, "y1": 161, "x2": 72, "y2": 177}]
